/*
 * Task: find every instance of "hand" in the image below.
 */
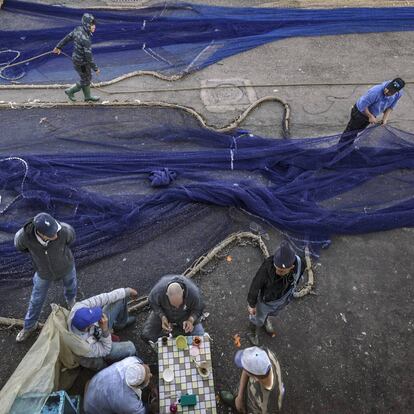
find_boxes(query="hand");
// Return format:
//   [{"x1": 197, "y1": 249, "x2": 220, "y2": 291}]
[
  {"x1": 129, "y1": 288, "x2": 138, "y2": 298},
  {"x1": 381, "y1": 118, "x2": 388, "y2": 126},
  {"x1": 95, "y1": 68, "x2": 100, "y2": 75},
  {"x1": 183, "y1": 319, "x2": 194, "y2": 334},
  {"x1": 235, "y1": 394, "x2": 246, "y2": 413},
  {"x1": 99, "y1": 313, "x2": 109, "y2": 332},
  {"x1": 247, "y1": 305, "x2": 256, "y2": 316},
  {"x1": 368, "y1": 115, "x2": 378, "y2": 124},
  {"x1": 53, "y1": 48, "x2": 61, "y2": 55},
  {"x1": 161, "y1": 316, "x2": 172, "y2": 332}
]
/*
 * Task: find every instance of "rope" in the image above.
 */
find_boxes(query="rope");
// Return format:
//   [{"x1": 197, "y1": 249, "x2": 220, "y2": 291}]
[
  {"x1": 0, "y1": 97, "x2": 291, "y2": 137},
  {"x1": 2, "y1": 49, "x2": 414, "y2": 90},
  {"x1": 127, "y1": 231, "x2": 314, "y2": 313},
  {"x1": 0, "y1": 50, "x2": 53, "y2": 82},
  {"x1": 0, "y1": 157, "x2": 29, "y2": 215},
  {"x1": 0, "y1": 232, "x2": 314, "y2": 326}
]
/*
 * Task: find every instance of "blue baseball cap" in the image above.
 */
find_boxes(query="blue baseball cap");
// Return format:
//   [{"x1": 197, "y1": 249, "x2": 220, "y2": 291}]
[{"x1": 72, "y1": 307, "x2": 102, "y2": 330}]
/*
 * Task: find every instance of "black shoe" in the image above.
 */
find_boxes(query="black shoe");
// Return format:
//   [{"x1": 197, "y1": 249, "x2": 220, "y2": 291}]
[
  {"x1": 247, "y1": 322, "x2": 260, "y2": 346},
  {"x1": 219, "y1": 391, "x2": 236, "y2": 409}
]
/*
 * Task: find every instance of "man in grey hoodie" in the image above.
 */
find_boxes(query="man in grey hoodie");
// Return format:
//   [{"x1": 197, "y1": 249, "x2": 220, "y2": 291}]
[
  {"x1": 15, "y1": 212, "x2": 77, "y2": 342},
  {"x1": 68, "y1": 287, "x2": 138, "y2": 371},
  {"x1": 141, "y1": 274, "x2": 205, "y2": 347}
]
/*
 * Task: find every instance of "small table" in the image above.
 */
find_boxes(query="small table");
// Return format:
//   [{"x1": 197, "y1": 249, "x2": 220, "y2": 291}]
[{"x1": 158, "y1": 334, "x2": 217, "y2": 413}]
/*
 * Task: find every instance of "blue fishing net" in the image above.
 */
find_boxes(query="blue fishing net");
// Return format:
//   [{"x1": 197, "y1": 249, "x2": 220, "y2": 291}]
[
  {"x1": 1, "y1": 0, "x2": 414, "y2": 84},
  {"x1": 1, "y1": 105, "x2": 413, "y2": 288}
]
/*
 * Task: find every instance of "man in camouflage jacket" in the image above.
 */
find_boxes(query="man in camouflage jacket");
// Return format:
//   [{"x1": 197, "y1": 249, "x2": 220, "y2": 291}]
[{"x1": 54, "y1": 13, "x2": 100, "y2": 102}]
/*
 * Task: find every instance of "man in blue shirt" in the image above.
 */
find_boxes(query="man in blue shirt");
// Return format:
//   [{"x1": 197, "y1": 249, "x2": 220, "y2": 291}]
[
  {"x1": 339, "y1": 78, "x2": 405, "y2": 147},
  {"x1": 83, "y1": 356, "x2": 153, "y2": 414}
]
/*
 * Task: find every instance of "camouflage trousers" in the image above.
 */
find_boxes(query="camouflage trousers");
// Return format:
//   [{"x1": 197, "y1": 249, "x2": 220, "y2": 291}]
[{"x1": 74, "y1": 63, "x2": 92, "y2": 86}]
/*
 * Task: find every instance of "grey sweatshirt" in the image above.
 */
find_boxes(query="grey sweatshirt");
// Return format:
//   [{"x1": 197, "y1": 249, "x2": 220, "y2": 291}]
[{"x1": 148, "y1": 274, "x2": 204, "y2": 324}]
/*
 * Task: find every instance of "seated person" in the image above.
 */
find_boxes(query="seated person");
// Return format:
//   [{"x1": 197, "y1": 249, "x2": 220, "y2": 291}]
[
  {"x1": 68, "y1": 287, "x2": 138, "y2": 370},
  {"x1": 84, "y1": 356, "x2": 152, "y2": 414},
  {"x1": 220, "y1": 346, "x2": 284, "y2": 413},
  {"x1": 141, "y1": 275, "x2": 204, "y2": 346}
]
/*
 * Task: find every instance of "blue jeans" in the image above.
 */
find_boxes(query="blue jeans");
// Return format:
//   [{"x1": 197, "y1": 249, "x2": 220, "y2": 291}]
[{"x1": 24, "y1": 266, "x2": 77, "y2": 330}]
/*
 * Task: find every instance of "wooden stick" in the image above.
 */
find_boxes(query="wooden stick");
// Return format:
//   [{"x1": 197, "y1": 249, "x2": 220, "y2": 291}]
[{"x1": 0, "y1": 316, "x2": 43, "y2": 329}]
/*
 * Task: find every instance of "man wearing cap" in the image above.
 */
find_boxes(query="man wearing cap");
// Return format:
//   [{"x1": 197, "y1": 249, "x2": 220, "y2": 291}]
[
  {"x1": 68, "y1": 287, "x2": 138, "y2": 370},
  {"x1": 83, "y1": 356, "x2": 153, "y2": 414},
  {"x1": 220, "y1": 346, "x2": 284, "y2": 413},
  {"x1": 14, "y1": 212, "x2": 77, "y2": 342},
  {"x1": 339, "y1": 78, "x2": 405, "y2": 148},
  {"x1": 141, "y1": 274, "x2": 205, "y2": 347},
  {"x1": 247, "y1": 240, "x2": 305, "y2": 345},
  {"x1": 53, "y1": 13, "x2": 100, "y2": 102}
]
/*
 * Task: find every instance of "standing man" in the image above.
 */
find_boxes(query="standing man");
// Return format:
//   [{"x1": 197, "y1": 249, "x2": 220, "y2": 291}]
[
  {"x1": 247, "y1": 241, "x2": 305, "y2": 345},
  {"x1": 53, "y1": 13, "x2": 100, "y2": 102},
  {"x1": 339, "y1": 78, "x2": 405, "y2": 148},
  {"x1": 220, "y1": 346, "x2": 284, "y2": 413},
  {"x1": 68, "y1": 287, "x2": 138, "y2": 371},
  {"x1": 141, "y1": 275, "x2": 205, "y2": 347},
  {"x1": 83, "y1": 356, "x2": 153, "y2": 414},
  {"x1": 14, "y1": 212, "x2": 77, "y2": 342}
]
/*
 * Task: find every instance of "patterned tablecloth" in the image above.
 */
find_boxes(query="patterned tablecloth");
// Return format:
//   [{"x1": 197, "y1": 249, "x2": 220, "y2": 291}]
[{"x1": 158, "y1": 334, "x2": 217, "y2": 413}]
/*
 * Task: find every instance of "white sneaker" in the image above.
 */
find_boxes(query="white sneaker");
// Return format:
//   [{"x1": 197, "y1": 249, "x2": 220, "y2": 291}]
[
  {"x1": 16, "y1": 323, "x2": 38, "y2": 343},
  {"x1": 264, "y1": 318, "x2": 276, "y2": 336},
  {"x1": 148, "y1": 340, "x2": 158, "y2": 353}
]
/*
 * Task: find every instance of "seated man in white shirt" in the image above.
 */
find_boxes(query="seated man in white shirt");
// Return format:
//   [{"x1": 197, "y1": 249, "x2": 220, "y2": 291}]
[{"x1": 68, "y1": 287, "x2": 138, "y2": 370}]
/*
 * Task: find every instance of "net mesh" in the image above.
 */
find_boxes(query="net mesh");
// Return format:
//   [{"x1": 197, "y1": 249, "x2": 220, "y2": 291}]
[
  {"x1": 1, "y1": 0, "x2": 414, "y2": 84},
  {"x1": 1, "y1": 105, "x2": 413, "y2": 290}
]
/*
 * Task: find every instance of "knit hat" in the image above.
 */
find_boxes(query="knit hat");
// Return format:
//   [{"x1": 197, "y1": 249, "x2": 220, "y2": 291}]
[
  {"x1": 386, "y1": 78, "x2": 405, "y2": 94},
  {"x1": 273, "y1": 240, "x2": 295, "y2": 268},
  {"x1": 126, "y1": 363, "x2": 146, "y2": 398},
  {"x1": 72, "y1": 307, "x2": 102, "y2": 330},
  {"x1": 234, "y1": 347, "x2": 271, "y2": 376},
  {"x1": 33, "y1": 213, "x2": 59, "y2": 238}
]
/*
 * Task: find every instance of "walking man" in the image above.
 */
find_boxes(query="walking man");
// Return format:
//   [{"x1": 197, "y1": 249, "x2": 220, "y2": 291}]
[
  {"x1": 53, "y1": 13, "x2": 100, "y2": 102},
  {"x1": 15, "y1": 212, "x2": 77, "y2": 342},
  {"x1": 141, "y1": 275, "x2": 205, "y2": 348},
  {"x1": 247, "y1": 240, "x2": 305, "y2": 345},
  {"x1": 339, "y1": 78, "x2": 405, "y2": 148}
]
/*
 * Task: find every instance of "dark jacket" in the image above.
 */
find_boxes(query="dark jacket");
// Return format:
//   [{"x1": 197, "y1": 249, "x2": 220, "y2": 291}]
[
  {"x1": 56, "y1": 15, "x2": 98, "y2": 71},
  {"x1": 148, "y1": 274, "x2": 204, "y2": 324},
  {"x1": 14, "y1": 219, "x2": 75, "y2": 281},
  {"x1": 247, "y1": 255, "x2": 305, "y2": 308}
]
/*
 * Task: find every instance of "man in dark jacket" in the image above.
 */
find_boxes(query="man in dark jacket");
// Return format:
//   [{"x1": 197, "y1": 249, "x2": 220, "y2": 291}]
[
  {"x1": 14, "y1": 212, "x2": 77, "y2": 342},
  {"x1": 141, "y1": 275, "x2": 205, "y2": 348},
  {"x1": 53, "y1": 13, "x2": 100, "y2": 102},
  {"x1": 247, "y1": 241, "x2": 305, "y2": 345}
]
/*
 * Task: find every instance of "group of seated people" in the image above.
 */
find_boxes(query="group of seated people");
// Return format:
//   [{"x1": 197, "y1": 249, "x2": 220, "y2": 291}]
[
  {"x1": 14, "y1": 213, "x2": 305, "y2": 413},
  {"x1": 70, "y1": 268, "x2": 293, "y2": 413}
]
